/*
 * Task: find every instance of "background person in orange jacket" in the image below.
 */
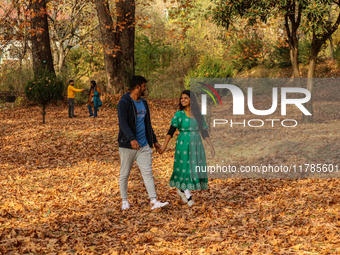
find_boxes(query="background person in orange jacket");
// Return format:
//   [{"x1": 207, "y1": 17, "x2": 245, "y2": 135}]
[{"x1": 67, "y1": 80, "x2": 85, "y2": 118}]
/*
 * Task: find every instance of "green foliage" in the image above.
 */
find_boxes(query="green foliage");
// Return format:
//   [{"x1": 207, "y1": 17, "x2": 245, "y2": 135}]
[
  {"x1": 14, "y1": 96, "x2": 23, "y2": 107},
  {"x1": 66, "y1": 46, "x2": 104, "y2": 79},
  {"x1": 24, "y1": 69, "x2": 64, "y2": 106},
  {"x1": 74, "y1": 82, "x2": 89, "y2": 105},
  {"x1": 184, "y1": 55, "x2": 234, "y2": 89},
  {"x1": 63, "y1": 46, "x2": 104, "y2": 102},
  {"x1": 165, "y1": 0, "x2": 207, "y2": 34},
  {"x1": 298, "y1": 41, "x2": 312, "y2": 65},
  {"x1": 269, "y1": 39, "x2": 325, "y2": 67},
  {"x1": 298, "y1": 40, "x2": 326, "y2": 65},
  {"x1": 135, "y1": 34, "x2": 173, "y2": 79},
  {"x1": 301, "y1": 0, "x2": 332, "y2": 36},
  {"x1": 0, "y1": 64, "x2": 34, "y2": 91},
  {"x1": 211, "y1": 0, "x2": 340, "y2": 78},
  {"x1": 271, "y1": 42, "x2": 291, "y2": 67},
  {"x1": 229, "y1": 38, "x2": 264, "y2": 70}
]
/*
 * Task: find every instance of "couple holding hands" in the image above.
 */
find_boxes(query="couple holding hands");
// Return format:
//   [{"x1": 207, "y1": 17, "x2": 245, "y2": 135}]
[{"x1": 117, "y1": 76, "x2": 215, "y2": 210}]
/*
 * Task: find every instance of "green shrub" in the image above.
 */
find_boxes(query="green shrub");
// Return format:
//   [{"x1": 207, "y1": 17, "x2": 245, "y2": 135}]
[
  {"x1": 298, "y1": 41, "x2": 311, "y2": 65},
  {"x1": 135, "y1": 34, "x2": 173, "y2": 79},
  {"x1": 184, "y1": 55, "x2": 234, "y2": 89},
  {"x1": 14, "y1": 96, "x2": 23, "y2": 107},
  {"x1": 271, "y1": 41, "x2": 291, "y2": 67},
  {"x1": 24, "y1": 69, "x2": 64, "y2": 124}
]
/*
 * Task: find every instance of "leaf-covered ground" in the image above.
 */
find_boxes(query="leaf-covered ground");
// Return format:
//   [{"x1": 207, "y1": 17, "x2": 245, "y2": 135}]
[{"x1": 1, "y1": 96, "x2": 340, "y2": 254}]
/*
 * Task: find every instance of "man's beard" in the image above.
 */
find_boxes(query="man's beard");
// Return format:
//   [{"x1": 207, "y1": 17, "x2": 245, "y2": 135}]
[{"x1": 139, "y1": 87, "x2": 144, "y2": 96}]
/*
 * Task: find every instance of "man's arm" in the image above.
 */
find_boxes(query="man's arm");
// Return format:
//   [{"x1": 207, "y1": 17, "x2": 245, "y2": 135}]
[
  {"x1": 69, "y1": 85, "x2": 82, "y2": 92},
  {"x1": 117, "y1": 100, "x2": 136, "y2": 142}
]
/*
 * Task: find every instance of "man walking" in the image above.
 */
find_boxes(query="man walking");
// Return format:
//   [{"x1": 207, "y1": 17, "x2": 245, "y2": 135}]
[
  {"x1": 117, "y1": 76, "x2": 169, "y2": 210},
  {"x1": 67, "y1": 80, "x2": 84, "y2": 118}
]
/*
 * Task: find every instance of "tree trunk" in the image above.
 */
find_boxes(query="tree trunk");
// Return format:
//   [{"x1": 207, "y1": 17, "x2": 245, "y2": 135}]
[
  {"x1": 58, "y1": 46, "x2": 65, "y2": 72},
  {"x1": 30, "y1": 0, "x2": 55, "y2": 76},
  {"x1": 284, "y1": 3, "x2": 301, "y2": 80},
  {"x1": 303, "y1": 56, "x2": 316, "y2": 123},
  {"x1": 329, "y1": 36, "x2": 335, "y2": 60},
  {"x1": 95, "y1": 0, "x2": 135, "y2": 95},
  {"x1": 290, "y1": 46, "x2": 301, "y2": 79},
  {"x1": 116, "y1": 0, "x2": 135, "y2": 86},
  {"x1": 42, "y1": 104, "x2": 46, "y2": 124},
  {"x1": 328, "y1": 8, "x2": 335, "y2": 61},
  {"x1": 94, "y1": 0, "x2": 123, "y2": 94},
  {"x1": 51, "y1": 39, "x2": 59, "y2": 70},
  {"x1": 19, "y1": 57, "x2": 23, "y2": 71}
]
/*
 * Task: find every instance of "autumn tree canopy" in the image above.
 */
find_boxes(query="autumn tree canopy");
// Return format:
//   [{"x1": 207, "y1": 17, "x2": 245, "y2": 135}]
[{"x1": 212, "y1": 0, "x2": 340, "y2": 122}]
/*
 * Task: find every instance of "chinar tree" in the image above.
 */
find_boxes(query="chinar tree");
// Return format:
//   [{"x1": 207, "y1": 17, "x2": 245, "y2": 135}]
[
  {"x1": 212, "y1": 0, "x2": 340, "y2": 123},
  {"x1": 24, "y1": 0, "x2": 63, "y2": 124},
  {"x1": 94, "y1": 0, "x2": 135, "y2": 95}
]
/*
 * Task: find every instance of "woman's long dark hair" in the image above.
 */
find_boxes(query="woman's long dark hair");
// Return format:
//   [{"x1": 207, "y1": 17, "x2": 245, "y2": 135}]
[
  {"x1": 179, "y1": 90, "x2": 204, "y2": 131},
  {"x1": 91, "y1": 80, "x2": 97, "y2": 92}
]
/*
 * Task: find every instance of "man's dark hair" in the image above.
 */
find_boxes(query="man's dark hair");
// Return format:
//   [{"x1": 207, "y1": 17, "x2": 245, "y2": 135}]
[
  {"x1": 69, "y1": 80, "x2": 74, "y2": 84},
  {"x1": 130, "y1": 76, "x2": 147, "y2": 91}
]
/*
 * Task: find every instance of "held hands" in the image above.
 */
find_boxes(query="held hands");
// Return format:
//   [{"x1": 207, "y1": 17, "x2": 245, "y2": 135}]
[
  {"x1": 153, "y1": 142, "x2": 166, "y2": 154},
  {"x1": 154, "y1": 142, "x2": 162, "y2": 154},
  {"x1": 158, "y1": 144, "x2": 166, "y2": 154}
]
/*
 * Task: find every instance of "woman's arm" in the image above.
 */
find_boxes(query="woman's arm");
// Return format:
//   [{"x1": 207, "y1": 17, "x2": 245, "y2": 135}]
[
  {"x1": 160, "y1": 134, "x2": 172, "y2": 153},
  {"x1": 204, "y1": 136, "x2": 215, "y2": 158},
  {"x1": 160, "y1": 125, "x2": 177, "y2": 153}
]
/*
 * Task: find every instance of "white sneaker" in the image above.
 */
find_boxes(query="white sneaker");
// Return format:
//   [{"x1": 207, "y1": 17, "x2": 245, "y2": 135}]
[
  {"x1": 121, "y1": 201, "x2": 130, "y2": 210},
  {"x1": 151, "y1": 199, "x2": 169, "y2": 210}
]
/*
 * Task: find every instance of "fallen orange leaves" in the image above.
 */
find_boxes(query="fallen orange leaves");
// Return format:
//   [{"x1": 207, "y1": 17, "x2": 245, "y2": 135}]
[{"x1": 0, "y1": 97, "x2": 339, "y2": 254}]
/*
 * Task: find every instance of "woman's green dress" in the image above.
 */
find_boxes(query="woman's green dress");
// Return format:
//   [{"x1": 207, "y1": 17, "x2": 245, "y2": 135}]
[{"x1": 169, "y1": 110, "x2": 208, "y2": 190}]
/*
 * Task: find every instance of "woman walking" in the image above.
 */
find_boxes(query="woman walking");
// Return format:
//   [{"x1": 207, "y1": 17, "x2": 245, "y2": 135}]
[
  {"x1": 160, "y1": 90, "x2": 215, "y2": 207},
  {"x1": 86, "y1": 80, "x2": 101, "y2": 118}
]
